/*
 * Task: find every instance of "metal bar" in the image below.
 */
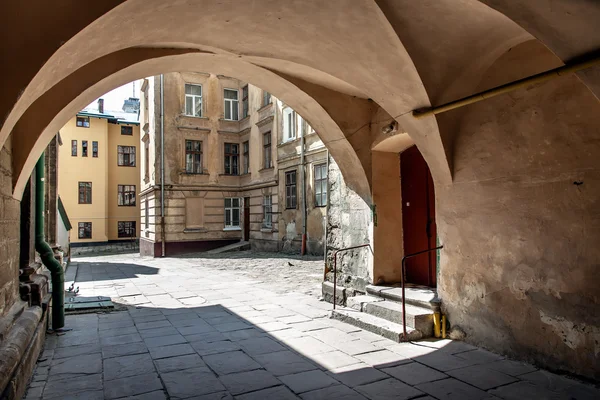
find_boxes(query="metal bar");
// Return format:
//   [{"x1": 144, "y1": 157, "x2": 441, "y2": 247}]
[
  {"x1": 333, "y1": 244, "x2": 372, "y2": 309},
  {"x1": 401, "y1": 245, "x2": 443, "y2": 340},
  {"x1": 413, "y1": 54, "x2": 600, "y2": 119}
]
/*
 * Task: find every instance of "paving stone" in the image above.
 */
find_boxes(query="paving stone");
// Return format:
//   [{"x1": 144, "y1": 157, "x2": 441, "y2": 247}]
[
  {"x1": 285, "y1": 336, "x2": 337, "y2": 356},
  {"x1": 139, "y1": 326, "x2": 180, "y2": 339},
  {"x1": 327, "y1": 363, "x2": 389, "y2": 387},
  {"x1": 135, "y1": 320, "x2": 172, "y2": 330},
  {"x1": 412, "y1": 350, "x2": 480, "y2": 371},
  {"x1": 48, "y1": 353, "x2": 102, "y2": 380},
  {"x1": 98, "y1": 319, "x2": 135, "y2": 331},
  {"x1": 447, "y1": 364, "x2": 518, "y2": 390},
  {"x1": 236, "y1": 385, "x2": 298, "y2": 400},
  {"x1": 257, "y1": 321, "x2": 293, "y2": 332},
  {"x1": 213, "y1": 321, "x2": 252, "y2": 332},
  {"x1": 45, "y1": 390, "x2": 105, "y2": 400},
  {"x1": 143, "y1": 334, "x2": 187, "y2": 348},
  {"x1": 239, "y1": 336, "x2": 287, "y2": 355},
  {"x1": 103, "y1": 372, "x2": 163, "y2": 399},
  {"x1": 101, "y1": 342, "x2": 149, "y2": 359},
  {"x1": 382, "y1": 361, "x2": 447, "y2": 385},
  {"x1": 253, "y1": 350, "x2": 317, "y2": 376},
  {"x1": 131, "y1": 314, "x2": 167, "y2": 323},
  {"x1": 289, "y1": 320, "x2": 330, "y2": 332},
  {"x1": 279, "y1": 369, "x2": 340, "y2": 394},
  {"x1": 162, "y1": 368, "x2": 225, "y2": 398},
  {"x1": 187, "y1": 392, "x2": 233, "y2": 400},
  {"x1": 43, "y1": 374, "x2": 102, "y2": 399},
  {"x1": 101, "y1": 325, "x2": 139, "y2": 337},
  {"x1": 300, "y1": 385, "x2": 368, "y2": 400},
  {"x1": 309, "y1": 351, "x2": 360, "y2": 370},
  {"x1": 279, "y1": 314, "x2": 313, "y2": 324},
  {"x1": 483, "y1": 359, "x2": 537, "y2": 376},
  {"x1": 415, "y1": 377, "x2": 490, "y2": 400},
  {"x1": 222, "y1": 328, "x2": 266, "y2": 341},
  {"x1": 120, "y1": 390, "x2": 168, "y2": 400},
  {"x1": 100, "y1": 333, "x2": 143, "y2": 347},
  {"x1": 203, "y1": 351, "x2": 261, "y2": 375},
  {"x1": 52, "y1": 343, "x2": 101, "y2": 359},
  {"x1": 155, "y1": 353, "x2": 207, "y2": 373},
  {"x1": 331, "y1": 339, "x2": 382, "y2": 356},
  {"x1": 218, "y1": 369, "x2": 281, "y2": 395},
  {"x1": 356, "y1": 378, "x2": 424, "y2": 400},
  {"x1": 103, "y1": 353, "x2": 156, "y2": 381},
  {"x1": 487, "y1": 381, "x2": 565, "y2": 400},
  {"x1": 191, "y1": 339, "x2": 241, "y2": 356},
  {"x1": 55, "y1": 332, "x2": 100, "y2": 347},
  {"x1": 518, "y1": 370, "x2": 600, "y2": 399},
  {"x1": 148, "y1": 343, "x2": 196, "y2": 359},
  {"x1": 455, "y1": 349, "x2": 505, "y2": 364},
  {"x1": 354, "y1": 350, "x2": 412, "y2": 368},
  {"x1": 185, "y1": 331, "x2": 227, "y2": 343},
  {"x1": 176, "y1": 323, "x2": 216, "y2": 336}
]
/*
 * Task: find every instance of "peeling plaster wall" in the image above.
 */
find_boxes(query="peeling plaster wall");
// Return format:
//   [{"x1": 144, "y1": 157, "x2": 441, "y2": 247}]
[
  {"x1": 326, "y1": 157, "x2": 373, "y2": 292},
  {"x1": 437, "y1": 41, "x2": 600, "y2": 379}
]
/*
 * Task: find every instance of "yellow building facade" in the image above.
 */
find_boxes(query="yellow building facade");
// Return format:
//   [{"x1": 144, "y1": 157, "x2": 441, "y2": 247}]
[{"x1": 58, "y1": 109, "x2": 140, "y2": 244}]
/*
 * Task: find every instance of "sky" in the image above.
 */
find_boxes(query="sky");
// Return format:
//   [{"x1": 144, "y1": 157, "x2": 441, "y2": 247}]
[{"x1": 85, "y1": 81, "x2": 140, "y2": 112}]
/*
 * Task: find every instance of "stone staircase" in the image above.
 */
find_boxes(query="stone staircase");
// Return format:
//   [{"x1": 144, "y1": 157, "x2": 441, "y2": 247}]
[{"x1": 330, "y1": 284, "x2": 438, "y2": 342}]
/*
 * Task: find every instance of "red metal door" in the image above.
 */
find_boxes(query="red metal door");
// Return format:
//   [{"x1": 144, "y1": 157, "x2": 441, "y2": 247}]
[
  {"x1": 400, "y1": 146, "x2": 437, "y2": 287},
  {"x1": 244, "y1": 197, "x2": 250, "y2": 240}
]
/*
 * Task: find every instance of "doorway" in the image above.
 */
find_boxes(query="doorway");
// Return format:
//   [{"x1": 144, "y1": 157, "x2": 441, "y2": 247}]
[
  {"x1": 400, "y1": 146, "x2": 437, "y2": 287},
  {"x1": 244, "y1": 197, "x2": 250, "y2": 240}
]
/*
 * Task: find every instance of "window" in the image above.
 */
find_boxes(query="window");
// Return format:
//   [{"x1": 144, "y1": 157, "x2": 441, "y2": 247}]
[
  {"x1": 224, "y1": 89, "x2": 239, "y2": 121},
  {"x1": 76, "y1": 116, "x2": 90, "y2": 128},
  {"x1": 145, "y1": 198, "x2": 149, "y2": 229},
  {"x1": 78, "y1": 182, "x2": 92, "y2": 204},
  {"x1": 224, "y1": 143, "x2": 239, "y2": 175},
  {"x1": 263, "y1": 132, "x2": 272, "y2": 168},
  {"x1": 285, "y1": 171, "x2": 297, "y2": 209},
  {"x1": 263, "y1": 90, "x2": 271, "y2": 106},
  {"x1": 71, "y1": 140, "x2": 77, "y2": 156},
  {"x1": 82, "y1": 140, "x2": 88, "y2": 157},
  {"x1": 78, "y1": 222, "x2": 92, "y2": 239},
  {"x1": 242, "y1": 141, "x2": 249, "y2": 174},
  {"x1": 263, "y1": 195, "x2": 272, "y2": 228},
  {"x1": 121, "y1": 125, "x2": 133, "y2": 135},
  {"x1": 117, "y1": 146, "x2": 136, "y2": 166},
  {"x1": 185, "y1": 84, "x2": 202, "y2": 117},
  {"x1": 118, "y1": 185, "x2": 136, "y2": 206},
  {"x1": 118, "y1": 221, "x2": 136, "y2": 238},
  {"x1": 224, "y1": 198, "x2": 241, "y2": 228},
  {"x1": 241, "y1": 85, "x2": 249, "y2": 119},
  {"x1": 185, "y1": 140, "x2": 202, "y2": 174},
  {"x1": 314, "y1": 163, "x2": 328, "y2": 207},
  {"x1": 144, "y1": 139, "x2": 149, "y2": 181},
  {"x1": 92, "y1": 141, "x2": 98, "y2": 157},
  {"x1": 283, "y1": 108, "x2": 296, "y2": 142}
]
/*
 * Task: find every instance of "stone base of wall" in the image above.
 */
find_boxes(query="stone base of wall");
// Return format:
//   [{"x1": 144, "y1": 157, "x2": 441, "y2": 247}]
[
  {"x1": 140, "y1": 238, "x2": 239, "y2": 257},
  {"x1": 250, "y1": 239, "x2": 279, "y2": 253},
  {"x1": 0, "y1": 300, "x2": 47, "y2": 400}
]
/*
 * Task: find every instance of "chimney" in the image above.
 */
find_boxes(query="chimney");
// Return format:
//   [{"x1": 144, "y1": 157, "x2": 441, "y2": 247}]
[{"x1": 98, "y1": 98, "x2": 104, "y2": 114}]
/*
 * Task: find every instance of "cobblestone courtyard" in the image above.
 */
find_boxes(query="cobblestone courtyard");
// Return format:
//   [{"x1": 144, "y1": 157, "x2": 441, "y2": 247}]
[{"x1": 25, "y1": 251, "x2": 599, "y2": 399}]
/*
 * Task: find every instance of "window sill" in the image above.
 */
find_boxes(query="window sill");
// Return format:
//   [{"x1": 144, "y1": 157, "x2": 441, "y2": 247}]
[
  {"x1": 219, "y1": 173, "x2": 240, "y2": 177},
  {"x1": 260, "y1": 227, "x2": 273, "y2": 233},
  {"x1": 220, "y1": 118, "x2": 240, "y2": 122},
  {"x1": 259, "y1": 167, "x2": 274, "y2": 172},
  {"x1": 223, "y1": 227, "x2": 242, "y2": 231},
  {"x1": 182, "y1": 114, "x2": 207, "y2": 119},
  {"x1": 117, "y1": 205, "x2": 137, "y2": 207},
  {"x1": 179, "y1": 171, "x2": 206, "y2": 175},
  {"x1": 184, "y1": 228, "x2": 207, "y2": 233},
  {"x1": 239, "y1": 115, "x2": 251, "y2": 123}
]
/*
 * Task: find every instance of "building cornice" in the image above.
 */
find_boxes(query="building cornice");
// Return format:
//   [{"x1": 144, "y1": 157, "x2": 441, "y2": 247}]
[{"x1": 256, "y1": 115, "x2": 274, "y2": 128}]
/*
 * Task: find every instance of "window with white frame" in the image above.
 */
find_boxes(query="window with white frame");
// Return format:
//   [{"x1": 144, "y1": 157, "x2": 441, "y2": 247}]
[
  {"x1": 224, "y1": 198, "x2": 241, "y2": 228},
  {"x1": 314, "y1": 163, "x2": 327, "y2": 207},
  {"x1": 224, "y1": 89, "x2": 239, "y2": 121},
  {"x1": 283, "y1": 108, "x2": 296, "y2": 142},
  {"x1": 262, "y1": 195, "x2": 272, "y2": 228},
  {"x1": 185, "y1": 84, "x2": 202, "y2": 117}
]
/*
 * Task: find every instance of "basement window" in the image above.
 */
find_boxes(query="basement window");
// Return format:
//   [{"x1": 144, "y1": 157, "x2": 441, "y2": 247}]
[
  {"x1": 224, "y1": 198, "x2": 241, "y2": 229},
  {"x1": 76, "y1": 116, "x2": 90, "y2": 128},
  {"x1": 78, "y1": 222, "x2": 92, "y2": 239}
]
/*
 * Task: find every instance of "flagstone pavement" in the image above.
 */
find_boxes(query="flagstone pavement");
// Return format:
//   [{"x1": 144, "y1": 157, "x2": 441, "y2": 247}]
[{"x1": 24, "y1": 251, "x2": 599, "y2": 400}]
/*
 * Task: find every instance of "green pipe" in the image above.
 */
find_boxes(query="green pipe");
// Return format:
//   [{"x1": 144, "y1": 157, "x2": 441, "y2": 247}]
[{"x1": 35, "y1": 153, "x2": 64, "y2": 329}]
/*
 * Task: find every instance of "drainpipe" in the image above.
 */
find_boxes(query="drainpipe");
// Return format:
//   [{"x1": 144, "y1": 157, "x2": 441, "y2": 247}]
[
  {"x1": 300, "y1": 120, "x2": 307, "y2": 256},
  {"x1": 35, "y1": 154, "x2": 64, "y2": 329},
  {"x1": 323, "y1": 149, "x2": 329, "y2": 265},
  {"x1": 160, "y1": 74, "x2": 166, "y2": 257}
]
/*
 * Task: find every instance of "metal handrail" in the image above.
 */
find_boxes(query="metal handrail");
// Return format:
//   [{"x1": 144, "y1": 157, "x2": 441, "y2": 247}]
[
  {"x1": 400, "y1": 245, "x2": 443, "y2": 340},
  {"x1": 332, "y1": 244, "x2": 372, "y2": 309}
]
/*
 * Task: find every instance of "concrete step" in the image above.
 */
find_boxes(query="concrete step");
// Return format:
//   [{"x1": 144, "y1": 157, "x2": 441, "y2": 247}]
[
  {"x1": 364, "y1": 301, "x2": 434, "y2": 337},
  {"x1": 366, "y1": 284, "x2": 439, "y2": 310},
  {"x1": 205, "y1": 240, "x2": 250, "y2": 254},
  {"x1": 330, "y1": 308, "x2": 423, "y2": 342},
  {"x1": 346, "y1": 295, "x2": 384, "y2": 311}
]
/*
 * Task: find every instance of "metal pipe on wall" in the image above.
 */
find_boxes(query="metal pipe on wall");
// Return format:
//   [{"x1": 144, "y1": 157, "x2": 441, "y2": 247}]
[
  {"x1": 300, "y1": 118, "x2": 307, "y2": 256},
  {"x1": 323, "y1": 149, "x2": 330, "y2": 265},
  {"x1": 160, "y1": 74, "x2": 166, "y2": 257}
]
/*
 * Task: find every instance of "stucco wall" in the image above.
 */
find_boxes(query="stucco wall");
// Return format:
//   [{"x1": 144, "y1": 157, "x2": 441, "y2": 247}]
[
  {"x1": 0, "y1": 136, "x2": 20, "y2": 316},
  {"x1": 437, "y1": 40, "x2": 600, "y2": 379}
]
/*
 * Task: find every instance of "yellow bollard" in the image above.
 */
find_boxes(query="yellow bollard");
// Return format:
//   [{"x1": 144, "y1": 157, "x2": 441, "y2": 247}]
[
  {"x1": 433, "y1": 312, "x2": 441, "y2": 338},
  {"x1": 442, "y1": 315, "x2": 447, "y2": 339}
]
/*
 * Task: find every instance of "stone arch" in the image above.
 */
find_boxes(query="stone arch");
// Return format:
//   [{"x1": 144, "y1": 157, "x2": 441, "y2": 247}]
[{"x1": 10, "y1": 51, "x2": 373, "y2": 203}]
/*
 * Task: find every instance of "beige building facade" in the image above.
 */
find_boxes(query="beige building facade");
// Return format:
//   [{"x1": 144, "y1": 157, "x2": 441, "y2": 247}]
[
  {"x1": 140, "y1": 72, "x2": 327, "y2": 256},
  {"x1": 58, "y1": 105, "x2": 141, "y2": 245}
]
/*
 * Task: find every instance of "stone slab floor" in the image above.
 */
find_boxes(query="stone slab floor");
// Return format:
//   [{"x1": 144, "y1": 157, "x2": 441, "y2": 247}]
[{"x1": 25, "y1": 251, "x2": 599, "y2": 400}]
